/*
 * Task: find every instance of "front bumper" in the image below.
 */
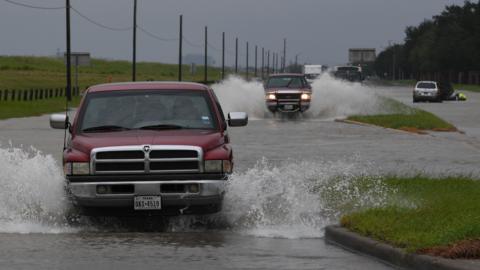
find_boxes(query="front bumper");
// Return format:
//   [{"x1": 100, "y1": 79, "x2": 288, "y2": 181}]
[
  {"x1": 266, "y1": 101, "x2": 310, "y2": 112},
  {"x1": 414, "y1": 91, "x2": 439, "y2": 101},
  {"x1": 66, "y1": 177, "x2": 226, "y2": 215}
]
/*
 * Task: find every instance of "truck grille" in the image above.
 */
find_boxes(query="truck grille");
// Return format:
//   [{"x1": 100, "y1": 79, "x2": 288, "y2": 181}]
[
  {"x1": 276, "y1": 93, "x2": 300, "y2": 101},
  {"x1": 91, "y1": 146, "x2": 203, "y2": 175}
]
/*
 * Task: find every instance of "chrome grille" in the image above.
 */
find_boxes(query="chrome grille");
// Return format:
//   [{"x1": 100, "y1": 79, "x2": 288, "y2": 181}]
[{"x1": 91, "y1": 145, "x2": 203, "y2": 175}]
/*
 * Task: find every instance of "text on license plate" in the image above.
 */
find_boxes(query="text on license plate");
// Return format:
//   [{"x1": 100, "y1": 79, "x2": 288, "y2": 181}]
[
  {"x1": 134, "y1": 196, "x2": 162, "y2": 210},
  {"x1": 284, "y1": 105, "x2": 294, "y2": 110}
]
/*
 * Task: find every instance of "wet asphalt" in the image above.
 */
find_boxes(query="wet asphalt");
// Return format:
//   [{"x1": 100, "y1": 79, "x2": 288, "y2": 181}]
[{"x1": 0, "y1": 85, "x2": 479, "y2": 269}]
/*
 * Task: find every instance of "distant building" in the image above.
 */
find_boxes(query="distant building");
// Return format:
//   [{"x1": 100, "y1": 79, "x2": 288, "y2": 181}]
[
  {"x1": 348, "y1": 48, "x2": 376, "y2": 64},
  {"x1": 183, "y1": 54, "x2": 216, "y2": 66}
]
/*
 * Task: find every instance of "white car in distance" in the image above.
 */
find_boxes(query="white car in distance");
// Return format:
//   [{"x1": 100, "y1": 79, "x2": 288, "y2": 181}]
[{"x1": 413, "y1": 81, "x2": 441, "y2": 103}]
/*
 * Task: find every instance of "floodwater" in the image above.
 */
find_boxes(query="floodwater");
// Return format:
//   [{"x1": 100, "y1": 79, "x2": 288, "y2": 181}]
[{"x1": 2, "y1": 75, "x2": 479, "y2": 269}]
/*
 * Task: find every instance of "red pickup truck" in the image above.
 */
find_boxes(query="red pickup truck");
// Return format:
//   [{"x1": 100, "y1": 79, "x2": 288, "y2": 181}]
[{"x1": 50, "y1": 82, "x2": 248, "y2": 216}]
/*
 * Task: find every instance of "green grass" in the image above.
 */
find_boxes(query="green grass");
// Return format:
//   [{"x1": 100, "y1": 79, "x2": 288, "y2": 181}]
[
  {"x1": 341, "y1": 176, "x2": 480, "y2": 253},
  {"x1": 375, "y1": 79, "x2": 480, "y2": 93},
  {"x1": 347, "y1": 99, "x2": 456, "y2": 132},
  {"x1": 372, "y1": 79, "x2": 416, "y2": 87},
  {"x1": 0, "y1": 55, "x2": 223, "y2": 90},
  {"x1": 0, "y1": 55, "x2": 225, "y2": 119},
  {"x1": 0, "y1": 96, "x2": 82, "y2": 120},
  {"x1": 454, "y1": 84, "x2": 480, "y2": 93}
]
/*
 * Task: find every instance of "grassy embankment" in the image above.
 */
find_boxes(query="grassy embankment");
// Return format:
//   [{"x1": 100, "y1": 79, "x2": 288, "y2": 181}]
[
  {"x1": 0, "y1": 56, "x2": 223, "y2": 119},
  {"x1": 341, "y1": 176, "x2": 480, "y2": 258},
  {"x1": 347, "y1": 98, "x2": 456, "y2": 133},
  {"x1": 378, "y1": 79, "x2": 480, "y2": 93}
]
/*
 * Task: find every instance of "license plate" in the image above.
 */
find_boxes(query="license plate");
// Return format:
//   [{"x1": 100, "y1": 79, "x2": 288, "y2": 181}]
[
  {"x1": 284, "y1": 105, "x2": 294, "y2": 110},
  {"x1": 134, "y1": 196, "x2": 162, "y2": 210}
]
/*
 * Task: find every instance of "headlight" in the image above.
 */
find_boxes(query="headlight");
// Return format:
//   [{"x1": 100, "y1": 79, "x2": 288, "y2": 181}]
[
  {"x1": 301, "y1": 93, "x2": 311, "y2": 100},
  {"x1": 64, "y1": 162, "x2": 90, "y2": 175},
  {"x1": 204, "y1": 160, "x2": 232, "y2": 173},
  {"x1": 266, "y1": 94, "x2": 276, "y2": 100}
]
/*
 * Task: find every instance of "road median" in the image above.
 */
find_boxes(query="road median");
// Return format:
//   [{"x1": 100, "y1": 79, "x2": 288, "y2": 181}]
[{"x1": 325, "y1": 225, "x2": 480, "y2": 270}]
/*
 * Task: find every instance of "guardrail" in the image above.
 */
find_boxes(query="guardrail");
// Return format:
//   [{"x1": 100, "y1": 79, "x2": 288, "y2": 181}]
[{"x1": 0, "y1": 87, "x2": 81, "y2": 102}]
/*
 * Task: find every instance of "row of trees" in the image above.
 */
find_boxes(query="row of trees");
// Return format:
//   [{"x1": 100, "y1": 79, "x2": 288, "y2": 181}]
[{"x1": 375, "y1": 1, "x2": 480, "y2": 84}]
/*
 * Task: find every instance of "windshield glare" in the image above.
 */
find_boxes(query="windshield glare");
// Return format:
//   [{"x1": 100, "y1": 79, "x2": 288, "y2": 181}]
[
  {"x1": 266, "y1": 76, "x2": 305, "y2": 88},
  {"x1": 79, "y1": 90, "x2": 217, "y2": 132}
]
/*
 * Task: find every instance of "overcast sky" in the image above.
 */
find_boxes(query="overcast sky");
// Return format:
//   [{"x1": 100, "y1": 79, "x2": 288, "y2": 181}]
[{"x1": 0, "y1": 0, "x2": 466, "y2": 66}]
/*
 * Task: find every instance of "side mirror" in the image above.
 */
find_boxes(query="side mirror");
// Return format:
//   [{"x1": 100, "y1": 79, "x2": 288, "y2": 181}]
[
  {"x1": 228, "y1": 112, "x2": 248, "y2": 127},
  {"x1": 50, "y1": 114, "x2": 69, "y2": 129}
]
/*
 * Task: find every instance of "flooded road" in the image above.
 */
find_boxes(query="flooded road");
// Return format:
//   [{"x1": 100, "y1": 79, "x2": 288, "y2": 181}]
[
  {"x1": 1, "y1": 77, "x2": 479, "y2": 269},
  {"x1": 1, "y1": 232, "x2": 396, "y2": 270}
]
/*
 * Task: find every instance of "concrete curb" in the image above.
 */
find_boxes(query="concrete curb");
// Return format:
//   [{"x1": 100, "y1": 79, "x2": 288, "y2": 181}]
[
  {"x1": 334, "y1": 118, "x2": 428, "y2": 136},
  {"x1": 325, "y1": 225, "x2": 480, "y2": 270}
]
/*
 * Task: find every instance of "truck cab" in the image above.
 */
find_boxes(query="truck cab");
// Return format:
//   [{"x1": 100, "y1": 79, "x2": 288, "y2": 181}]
[{"x1": 50, "y1": 82, "x2": 248, "y2": 216}]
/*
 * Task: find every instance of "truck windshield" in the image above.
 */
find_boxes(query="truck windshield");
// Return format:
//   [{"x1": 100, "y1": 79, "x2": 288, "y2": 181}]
[
  {"x1": 266, "y1": 76, "x2": 304, "y2": 88},
  {"x1": 78, "y1": 90, "x2": 217, "y2": 132}
]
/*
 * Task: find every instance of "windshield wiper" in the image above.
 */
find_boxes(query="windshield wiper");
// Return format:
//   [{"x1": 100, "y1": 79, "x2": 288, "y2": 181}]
[
  {"x1": 285, "y1": 79, "x2": 294, "y2": 88},
  {"x1": 82, "y1": 125, "x2": 131, "y2": 133},
  {"x1": 138, "y1": 124, "x2": 184, "y2": 130}
]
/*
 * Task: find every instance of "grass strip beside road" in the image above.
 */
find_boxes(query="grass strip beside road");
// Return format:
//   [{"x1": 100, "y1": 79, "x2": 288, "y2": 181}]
[
  {"x1": 0, "y1": 96, "x2": 81, "y2": 120},
  {"x1": 347, "y1": 99, "x2": 456, "y2": 133},
  {"x1": 374, "y1": 79, "x2": 480, "y2": 93},
  {"x1": 341, "y1": 176, "x2": 480, "y2": 258},
  {"x1": 0, "y1": 55, "x2": 223, "y2": 90},
  {"x1": 455, "y1": 84, "x2": 480, "y2": 93}
]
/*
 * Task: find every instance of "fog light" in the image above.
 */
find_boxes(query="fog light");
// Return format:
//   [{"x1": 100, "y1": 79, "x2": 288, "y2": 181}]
[
  {"x1": 188, "y1": 184, "x2": 199, "y2": 193},
  {"x1": 97, "y1": 185, "x2": 108, "y2": 194}
]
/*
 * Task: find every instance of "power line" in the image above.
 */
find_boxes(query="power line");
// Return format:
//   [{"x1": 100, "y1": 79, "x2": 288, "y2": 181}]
[
  {"x1": 183, "y1": 36, "x2": 203, "y2": 49},
  {"x1": 2, "y1": 0, "x2": 64, "y2": 10},
  {"x1": 70, "y1": 6, "x2": 132, "y2": 31},
  {"x1": 137, "y1": 25, "x2": 177, "y2": 42},
  {"x1": 207, "y1": 42, "x2": 221, "y2": 52}
]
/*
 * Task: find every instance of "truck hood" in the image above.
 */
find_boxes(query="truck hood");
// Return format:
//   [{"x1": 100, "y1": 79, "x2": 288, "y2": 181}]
[
  {"x1": 265, "y1": 87, "x2": 312, "y2": 93},
  {"x1": 71, "y1": 129, "x2": 224, "y2": 155}
]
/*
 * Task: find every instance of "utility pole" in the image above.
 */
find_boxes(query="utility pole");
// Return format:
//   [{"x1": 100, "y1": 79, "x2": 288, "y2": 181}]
[
  {"x1": 273, "y1": 53, "x2": 277, "y2": 73},
  {"x1": 392, "y1": 46, "x2": 396, "y2": 81},
  {"x1": 204, "y1": 26, "x2": 208, "y2": 83},
  {"x1": 272, "y1": 52, "x2": 275, "y2": 73},
  {"x1": 267, "y1": 50, "x2": 270, "y2": 75},
  {"x1": 283, "y1": 38, "x2": 286, "y2": 72},
  {"x1": 246, "y1": 42, "x2": 249, "y2": 80},
  {"x1": 65, "y1": 0, "x2": 71, "y2": 101},
  {"x1": 222, "y1": 32, "x2": 225, "y2": 80},
  {"x1": 254, "y1": 45, "x2": 258, "y2": 78},
  {"x1": 132, "y1": 0, "x2": 137, "y2": 81},
  {"x1": 261, "y1": 47, "x2": 264, "y2": 79},
  {"x1": 235, "y1": 37, "x2": 238, "y2": 74},
  {"x1": 178, "y1": 15, "x2": 183, "y2": 81}
]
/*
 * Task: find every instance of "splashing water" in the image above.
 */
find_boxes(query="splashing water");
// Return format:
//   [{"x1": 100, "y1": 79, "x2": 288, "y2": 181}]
[
  {"x1": 211, "y1": 76, "x2": 266, "y2": 119},
  {"x1": 0, "y1": 145, "x2": 74, "y2": 233},
  {"x1": 0, "y1": 145, "x2": 393, "y2": 237},
  {"x1": 308, "y1": 74, "x2": 383, "y2": 119},
  {"x1": 221, "y1": 158, "x2": 391, "y2": 238},
  {"x1": 212, "y1": 74, "x2": 386, "y2": 120}
]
